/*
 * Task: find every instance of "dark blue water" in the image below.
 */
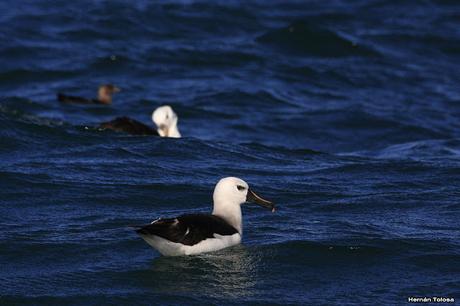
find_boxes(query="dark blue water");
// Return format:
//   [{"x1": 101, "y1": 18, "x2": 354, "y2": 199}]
[{"x1": 1, "y1": 0, "x2": 460, "y2": 305}]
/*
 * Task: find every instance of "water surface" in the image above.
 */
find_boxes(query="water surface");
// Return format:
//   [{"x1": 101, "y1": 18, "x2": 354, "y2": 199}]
[{"x1": 1, "y1": 0, "x2": 459, "y2": 304}]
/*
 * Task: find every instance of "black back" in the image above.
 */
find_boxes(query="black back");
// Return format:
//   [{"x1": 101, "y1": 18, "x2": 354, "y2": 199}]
[
  {"x1": 99, "y1": 117, "x2": 159, "y2": 136},
  {"x1": 136, "y1": 214, "x2": 238, "y2": 246},
  {"x1": 57, "y1": 93, "x2": 103, "y2": 104}
]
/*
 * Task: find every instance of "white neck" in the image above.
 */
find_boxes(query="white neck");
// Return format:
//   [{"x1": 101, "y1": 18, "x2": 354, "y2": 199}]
[
  {"x1": 158, "y1": 119, "x2": 181, "y2": 138},
  {"x1": 212, "y1": 200, "x2": 243, "y2": 235},
  {"x1": 167, "y1": 123, "x2": 181, "y2": 138}
]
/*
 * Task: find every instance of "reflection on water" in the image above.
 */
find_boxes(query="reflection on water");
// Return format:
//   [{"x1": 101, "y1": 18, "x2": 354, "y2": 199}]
[{"x1": 146, "y1": 245, "x2": 260, "y2": 299}]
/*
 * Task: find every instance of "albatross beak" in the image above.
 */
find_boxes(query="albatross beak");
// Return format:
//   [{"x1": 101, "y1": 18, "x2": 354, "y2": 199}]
[{"x1": 246, "y1": 189, "x2": 276, "y2": 212}]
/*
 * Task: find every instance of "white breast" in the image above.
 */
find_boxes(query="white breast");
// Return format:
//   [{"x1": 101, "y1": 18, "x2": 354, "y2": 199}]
[{"x1": 140, "y1": 233, "x2": 241, "y2": 256}]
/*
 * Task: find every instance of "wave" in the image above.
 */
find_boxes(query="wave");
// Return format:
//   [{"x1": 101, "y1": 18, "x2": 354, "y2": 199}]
[
  {"x1": 256, "y1": 21, "x2": 378, "y2": 57},
  {"x1": 366, "y1": 32, "x2": 460, "y2": 57},
  {"x1": 142, "y1": 47, "x2": 263, "y2": 70},
  {"x1": 261, "y1": 237, "x2": 457, "y2": 256},
  {"x1": 342, "y1": 139, "x2": 460, "y2": 160},
  {"x1": 0, "y1": 69, "x2": 80, "y2": 84},
  {"x1": 191, "y1": 89, "x2": 297, "y2": 109}
]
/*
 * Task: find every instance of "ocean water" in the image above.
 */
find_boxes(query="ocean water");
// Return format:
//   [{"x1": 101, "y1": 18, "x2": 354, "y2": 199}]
[{"x1": 1, "y1": 0, "x2": 460, "y2": 305}]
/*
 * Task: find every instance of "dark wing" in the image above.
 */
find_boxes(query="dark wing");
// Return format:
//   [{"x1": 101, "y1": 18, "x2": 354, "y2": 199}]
[
  {"x1": 57, "y1": 93, "x2": 100, "y2": 104},
  {"x1": 99, "y1": 116, "x2": 159, "y2": 135},
  {"x1": 135, "y1": 214, "x2": 238, "y2": 246}
]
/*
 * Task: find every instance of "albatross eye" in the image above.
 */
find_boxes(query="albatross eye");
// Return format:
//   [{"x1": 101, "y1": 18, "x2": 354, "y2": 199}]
[{"x1": 237, "y1": 185, "x2": 246, "y2": 191}]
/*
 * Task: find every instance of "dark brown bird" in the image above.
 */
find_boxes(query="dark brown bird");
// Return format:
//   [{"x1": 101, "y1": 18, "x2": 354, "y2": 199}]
[{"x1": 57, "y1": 84, "x2": 120, "y2": 105}]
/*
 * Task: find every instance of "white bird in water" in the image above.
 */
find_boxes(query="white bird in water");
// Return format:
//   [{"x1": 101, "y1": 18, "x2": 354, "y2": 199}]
[
  {"x1": 134, "y1": 177, "x2": 275, "y2": 256},
  {"x1": 100, "y1": 105, "x2": 181, "y2": 137},
  {"x1": 152, "y1": 105, "x2": 181, "y2": 138}
]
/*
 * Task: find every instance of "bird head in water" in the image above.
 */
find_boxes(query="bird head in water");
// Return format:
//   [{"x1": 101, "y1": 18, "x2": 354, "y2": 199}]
[
  {"x1": 97, "y1": 84, "x2": 120, "y2": 104},
  {"x1": 152, "y1": 105, "x2": 181, "y2": 138}
]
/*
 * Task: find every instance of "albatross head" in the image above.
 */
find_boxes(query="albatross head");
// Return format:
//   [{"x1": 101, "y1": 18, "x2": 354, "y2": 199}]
[
  {"x1": 212, "y1": 177, "x2": 275, "y2": 234},
  {"x1": 152, "y1": 105, "x2": 181, "y2": 138},
  {"x1": 97, "y1": 84, "x2": 120, "y2": 104}
]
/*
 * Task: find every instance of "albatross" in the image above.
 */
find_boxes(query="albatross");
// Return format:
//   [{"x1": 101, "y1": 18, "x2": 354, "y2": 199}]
[
  {"x1": 99, "y1": 105, "x2": 181, "y2": 137},
  {"x1": 134, "y1": 177, "x2": 275, "y2": 256}
]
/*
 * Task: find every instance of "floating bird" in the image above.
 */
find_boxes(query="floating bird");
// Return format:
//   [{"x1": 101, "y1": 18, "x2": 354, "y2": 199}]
[
  {"x1": 57, "y1": 84, "x2": 120, "y2": 105},
  {"x1": 99, "y1": 105, "x2": 181, "y2": 137},
  {"x1": 134, "y1": 177, "x2": 275, "y2": 256}
]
